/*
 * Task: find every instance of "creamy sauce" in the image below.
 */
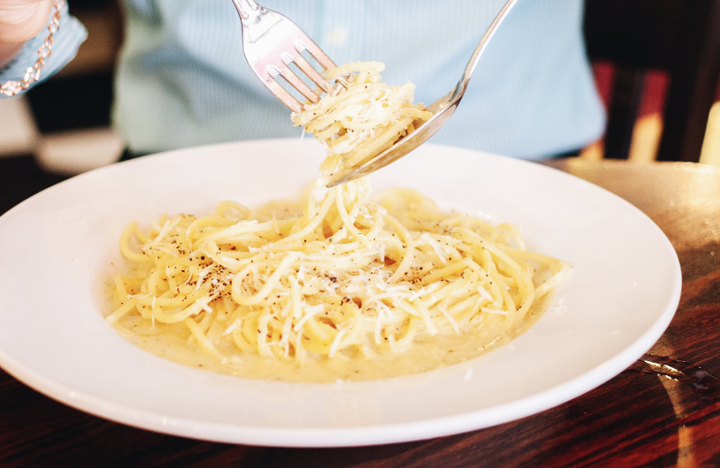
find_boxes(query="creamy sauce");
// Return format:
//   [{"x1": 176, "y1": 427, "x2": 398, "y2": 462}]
[{"x1": 109, "y1": 293, "x2": 552, "y2": 383}]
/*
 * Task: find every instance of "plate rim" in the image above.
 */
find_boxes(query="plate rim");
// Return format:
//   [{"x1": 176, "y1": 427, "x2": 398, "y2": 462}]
[{"x1": 0, "y1": 138, "x2": 682, "y2": 446}]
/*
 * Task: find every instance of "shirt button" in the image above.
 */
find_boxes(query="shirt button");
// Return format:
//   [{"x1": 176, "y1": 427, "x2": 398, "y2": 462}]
[{"x1": 326, "y1": 27, "x2": 348, "y2": 47}]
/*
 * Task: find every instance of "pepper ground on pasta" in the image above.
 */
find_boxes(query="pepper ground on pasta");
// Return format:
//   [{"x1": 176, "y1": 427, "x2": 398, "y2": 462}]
[{"x1": 109, "y1": 177, "x2": 568, "y2": 380}]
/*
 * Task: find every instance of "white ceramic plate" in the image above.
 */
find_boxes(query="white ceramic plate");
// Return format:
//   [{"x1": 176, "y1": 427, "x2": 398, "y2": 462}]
[{"x1": 0, "y1": 139, "x2": 681, "y2": 447}]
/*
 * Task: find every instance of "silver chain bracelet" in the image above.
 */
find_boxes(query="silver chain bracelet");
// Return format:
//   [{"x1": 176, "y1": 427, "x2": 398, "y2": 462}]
[{"x1": 0, "y1": 0, "x2": 64, "y2": 97}]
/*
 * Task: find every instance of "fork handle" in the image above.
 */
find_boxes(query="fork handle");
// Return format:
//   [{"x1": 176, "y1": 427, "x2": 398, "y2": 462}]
[
  {"x1": 458, "y1": 0, "x2": 518, "y2": 93},
  {"x1": 231, "y1": 0, "x2": 261, "y2": 20}
]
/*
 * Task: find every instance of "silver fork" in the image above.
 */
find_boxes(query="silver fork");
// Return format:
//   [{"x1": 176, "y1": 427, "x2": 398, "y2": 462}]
[
  {"x1": 232, "y1": 0, "x2": 518, "y2": 186},
  {"x1": 231, "y1": 0, "x2": 338, "y2": 114},
  {"x1": 326, "y1": 0, "x2": 518, "y2": 187}
]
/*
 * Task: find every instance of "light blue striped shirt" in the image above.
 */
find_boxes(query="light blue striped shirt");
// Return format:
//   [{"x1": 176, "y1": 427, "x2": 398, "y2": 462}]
[{"x1": 7, "y1": 1, "x2": 607, "y2": 160}]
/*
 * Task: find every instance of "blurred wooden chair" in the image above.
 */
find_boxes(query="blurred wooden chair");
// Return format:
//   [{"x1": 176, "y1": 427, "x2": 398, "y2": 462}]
[{"x1": 583, "y1": 0, "x2": 720, "y2": 162}]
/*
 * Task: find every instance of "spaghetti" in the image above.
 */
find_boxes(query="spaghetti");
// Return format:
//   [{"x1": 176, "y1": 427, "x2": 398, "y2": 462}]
[
  {"x1": 107, "y1": 62, "x2": 568, "y2": 382},
  {"x1": 291, "y1": 61, "x2": 432, "y2": 180},
  {"x1": 109, "y1": 178, "x2": 567, "y2": 381}
]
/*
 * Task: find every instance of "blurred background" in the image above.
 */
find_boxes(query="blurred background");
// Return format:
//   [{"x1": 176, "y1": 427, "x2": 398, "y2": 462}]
[
  {"x1": 1, "y1": 0, "x2": 720, "y2": 215},
  {"x1": 0, "y1": 0, "x2": 122, "y2": 214}
]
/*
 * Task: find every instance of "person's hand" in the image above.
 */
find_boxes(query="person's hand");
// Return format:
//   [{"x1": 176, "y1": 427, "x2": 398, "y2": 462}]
[{"x1": 0, "y1": 0, "x2": 54, "y2": 67}]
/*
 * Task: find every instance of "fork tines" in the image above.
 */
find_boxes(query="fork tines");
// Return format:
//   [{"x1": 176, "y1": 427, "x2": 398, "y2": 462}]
[
  {"x1": 235, "y1": 0, "x2": 341, "y2": 113},
  {"x1": 263, "y1": 40, "x2": 337, "y2": 114}
]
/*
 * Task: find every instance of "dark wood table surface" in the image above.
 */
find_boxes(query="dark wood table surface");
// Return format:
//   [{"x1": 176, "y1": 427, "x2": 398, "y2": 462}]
[{"x1": 1, "y1": 157, "x2": 719, "y2": 467}]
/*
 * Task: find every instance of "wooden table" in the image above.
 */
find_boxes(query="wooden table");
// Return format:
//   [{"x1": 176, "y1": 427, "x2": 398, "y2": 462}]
[{"x1": 1, "y1": 158, "x2": 719, "y2": 467}]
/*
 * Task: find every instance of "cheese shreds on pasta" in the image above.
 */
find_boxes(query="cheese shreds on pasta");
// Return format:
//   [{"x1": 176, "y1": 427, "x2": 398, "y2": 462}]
[
  {"x1": 291, "y1": 61, "x2": 432, "y2": 180},
  {"x1": 108, "y1": 62, "x2": 568, "y2": 382}
]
